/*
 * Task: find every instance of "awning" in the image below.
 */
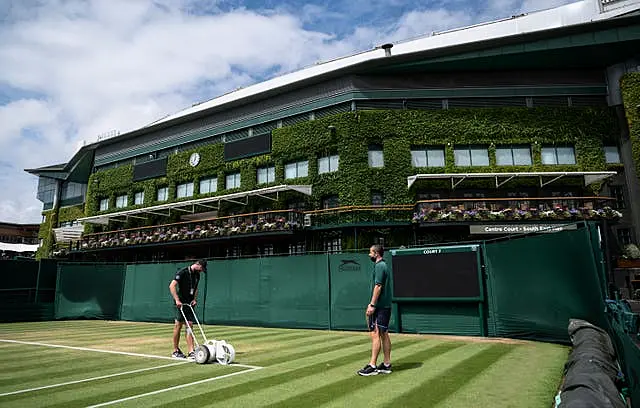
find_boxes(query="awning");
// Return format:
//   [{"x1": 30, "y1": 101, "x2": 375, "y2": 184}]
[
  {"x1": 77, "y1": 184, "x2": 313, "y2": 225},
  {"x1": 0, "y1": 242, "x2": 39, "y2": 253},
  {"x1": 53, "y1": 225, "x2": 84, "y2": 242},
  {"x1": 407, "y1": 171, "x2": 617, "y2": 189}
]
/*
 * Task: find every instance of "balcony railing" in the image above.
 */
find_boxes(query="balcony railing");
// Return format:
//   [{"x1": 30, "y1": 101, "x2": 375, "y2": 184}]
[
  {"x1": 77, "y1": 210, "x2": 303, "y2": 250},
  {"x1": 72, "y1": 197, "x2": 622, "y2": 251},
  {"x1": 305, "y1": 205, "x2": 414, "y2": 227},
  {"x1": 412, "y1": 196, "x2": 622, "y2": 223}
]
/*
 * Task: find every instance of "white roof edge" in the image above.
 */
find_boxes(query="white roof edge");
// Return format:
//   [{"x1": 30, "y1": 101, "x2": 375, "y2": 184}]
[
  {"x1": 148, "y1": 0, "x2": 639, "y2": 128},
  {"x1": 407, "y1": 171, "x2": 617, "y2": 188}
]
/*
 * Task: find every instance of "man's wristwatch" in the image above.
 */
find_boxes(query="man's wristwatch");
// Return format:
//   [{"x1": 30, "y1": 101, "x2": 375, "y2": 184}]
[{"x1": 369, "y1": 303, "x2": 376, "y2": 308}]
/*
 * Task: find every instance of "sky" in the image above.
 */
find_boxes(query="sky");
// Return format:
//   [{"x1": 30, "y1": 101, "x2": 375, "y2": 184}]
[{"x1": 0, "y1": 0, "x2": 580, "y2": 224}]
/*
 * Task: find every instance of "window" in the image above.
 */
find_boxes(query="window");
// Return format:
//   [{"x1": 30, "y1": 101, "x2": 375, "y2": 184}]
[
  {"x1": 496, "y1": 145, "x2": 532, "y2": 166},
  {"x1": 417, "y1": 192, "x2": 442, "y2": 209},
  {"x1": 157, "y1": 187, "x2": 168, "y2": 201},
  {"x1": 541, "y1": 146, "x2": 576, "y2": 165},
  {"x1": 318, "y1": 155, "x2": 339, "y2": 174},
  {"x1": 289, "y1": 242, "x2": 306, "y2": 255},
  {"x1": 454, "y1": 145, "x2": 489, "y2": 167},
  {"x1": 324, "y1": 237, "x2": 342, "y2": 254},
  {"x1": 115, "y1": 194, "x2": 128, "y2": 208},
  {"x1": 604, "y1": 146, "x2": 621, "y2": 164},
  {"x1": 610, "y1": 186, "x2": 626, "y2": 209},
  {"x1": 411, "y1": 147, "x2": 445, "y2": 167},
  {"x1": 284, "y1": 160, "x2": 308, "y2": 179},
  {"x1": 463, "y1": 192, "x2": 486, "y2": 210},
  {"x1": 176, "y1": 182, "x2": 194, "y2": 198},
  {"x1": 133, "y1": 191, "x2": 144, "y2": 205},
  {"x1": 507, "y1": 191, "x2": 530, "y2": 209},
  {"x1": 617, "y1": 228, "x2": 632, "y2": 246},
  {"x1": 99, "y1": 198, "x2": 109, "y2": 211},
  {"x1": 226, "y1": 172, "x2": 241, "y2": 189},
  {"x1": 371, "y1": 191, "x2": 384, "y2": 206},
  {"x1": 200, "y1": 177, "x2": 217, "y2": 194},
  {"x1": 260, "y1": 245, "x2": 274, "y2": 256},
  {"x1": 322, "y1": 195, "x2": 339, "y2": 209},
  {"x1": 61, "y1": 182, "x2": 87, "y2": 199},
  {"x1": 368, "y1": 146, "x2": 384, "y2": 168},
  {"x1": 37, "y1": 177, "x2": 57, "y2": 204},
  {"x1": 257, "y1": 166, "x2": 275, "y2": 184}
]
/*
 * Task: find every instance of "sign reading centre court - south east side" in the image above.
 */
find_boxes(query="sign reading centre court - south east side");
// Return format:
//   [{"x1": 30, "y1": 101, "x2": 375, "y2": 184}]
[
  {"x1": 390, "y1": 245, "x2": 482, "y2": 300},
  {"x1": 468, "y1": 223, "x2": 578, "y2": 235}
]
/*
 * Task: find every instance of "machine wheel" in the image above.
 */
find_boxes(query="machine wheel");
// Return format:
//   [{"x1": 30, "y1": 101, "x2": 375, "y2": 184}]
[{"x1": 194, "y1": 345, "x2": 210, "y2": 364}]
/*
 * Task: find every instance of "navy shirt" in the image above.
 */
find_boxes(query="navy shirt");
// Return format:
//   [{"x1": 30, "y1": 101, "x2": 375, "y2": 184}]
[{"x1": 173, "y1": 266, "x2": 200, "y2": 303}]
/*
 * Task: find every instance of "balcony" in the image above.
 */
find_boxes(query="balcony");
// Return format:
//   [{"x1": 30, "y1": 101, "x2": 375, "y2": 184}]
[
  {"x1": 305, "y1": 205, "x2": 414, "y2": 228},
  {"x1": 77, "y1": 210, "x2": 303, "y2": 250},
  {"x1": 412, "y1": 196, "x2": 622, "y2": 224}
]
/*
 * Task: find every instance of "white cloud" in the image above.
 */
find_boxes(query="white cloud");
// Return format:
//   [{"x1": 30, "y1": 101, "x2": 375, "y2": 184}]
[{"x1": 0, "y1": 0, "x2": 584, "y2": 224}]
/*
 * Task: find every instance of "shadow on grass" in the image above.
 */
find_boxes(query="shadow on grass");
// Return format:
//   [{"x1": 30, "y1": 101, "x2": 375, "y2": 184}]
[{"x1": 393, "y1": 362, "x2": 423, "y2": 371}]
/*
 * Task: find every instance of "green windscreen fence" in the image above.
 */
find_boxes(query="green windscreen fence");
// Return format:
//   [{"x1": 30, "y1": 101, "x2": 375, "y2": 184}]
[
  {"x1": 483, "y1": 226, "x2": 608, "y2": 343},
  {"x1": 0, "y1": 259, "x2": 57, "y2": 322},
  {"x1": 120, "y1": 262, "x2": 206, "y2": 323},
  {"x1": 55, "y1": 263, "x2": 126, "y2": 320},
  {"x1": 204, "y1": 255, "x2": 330, "y2": 328}
]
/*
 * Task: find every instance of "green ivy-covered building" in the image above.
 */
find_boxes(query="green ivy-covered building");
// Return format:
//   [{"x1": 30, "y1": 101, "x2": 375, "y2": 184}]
[{"x1": 26, "y1": 0, "x2": 640, "y2": 263}]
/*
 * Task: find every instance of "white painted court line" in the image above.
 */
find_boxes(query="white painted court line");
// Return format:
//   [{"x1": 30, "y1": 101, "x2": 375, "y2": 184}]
[
  {"x1": 85, "y1": 366, "x2": 263, "y2": 408},
  {"x1": 0, "y1": 361, "x2": 189, "y2": 397},
  {"x1": 0, "y1": 338, "x2": 261, "y2": 367},
  {"x1": 0, "y1": 339, "x2": 181, "y2": 361}
]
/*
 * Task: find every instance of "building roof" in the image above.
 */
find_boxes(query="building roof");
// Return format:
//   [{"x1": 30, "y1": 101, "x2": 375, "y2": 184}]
[
  {"x1": 145, "y1": 0, "x2": 640, "y2": 127},
  {"x1": 23, "y1": 0, "x2": 640, "y2": 174}
]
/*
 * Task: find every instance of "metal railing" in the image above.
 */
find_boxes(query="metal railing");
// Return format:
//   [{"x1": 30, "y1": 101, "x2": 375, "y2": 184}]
[{"x1": 412, "y1": 196, "x2": 621, "y2": 223}]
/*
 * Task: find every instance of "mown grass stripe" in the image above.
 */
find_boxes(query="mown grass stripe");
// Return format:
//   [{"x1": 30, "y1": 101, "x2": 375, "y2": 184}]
[
  {"x1": 0, "y1": 358, "x2": 159, "y2": 388},
  {"x1": 151, "y1": 338, "x2": 425, "y2": 408},
  {"x1": 263, "y1": 341, "x2": 467, "y2": 408},
  {"x1": 255, "y1": 337, "x2": 367, "y2": 366},
  {"x1": 0, "y1": 352, "x2": 93, "y2": 373},
  {"x1": 383, "y1": 343, "x2": 516, "y2": 408},
  {"x1": 241, "y1": 335, "x2": 370, "y2": 362},
  {"x1": 26, "y1": 366, "x2": 248, "y2": 408}
]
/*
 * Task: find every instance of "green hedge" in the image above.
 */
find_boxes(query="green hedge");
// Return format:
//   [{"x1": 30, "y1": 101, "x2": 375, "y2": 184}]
[
  {"x1": 85, "y1": 107, "x2": 620, "y2": 228},
  {"x1": 620, "y1": 73, "x2": 640, "y2": 177}
]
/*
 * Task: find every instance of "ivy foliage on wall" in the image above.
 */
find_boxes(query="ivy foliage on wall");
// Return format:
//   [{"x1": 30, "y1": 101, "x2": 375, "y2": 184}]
[
  {"x1": 85, "y1": 107, "x2": 620, "y2": 229},
  {"x1": 620, "y1": 72, "x2": 640, "y2": 178},
  {"x1": 36, "y1": 210, "x2": 56, "y2": 260}
]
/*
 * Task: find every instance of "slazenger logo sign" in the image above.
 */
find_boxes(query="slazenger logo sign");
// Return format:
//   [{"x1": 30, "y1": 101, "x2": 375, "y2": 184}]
[{"x1": 338, "y1": 259, "x2": 361, "y2": 272}]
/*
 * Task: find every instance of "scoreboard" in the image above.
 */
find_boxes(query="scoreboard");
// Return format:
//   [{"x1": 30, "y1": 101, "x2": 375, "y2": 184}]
[{"x1": 390, "y1": 245, "x2": 483, "y2": 301}]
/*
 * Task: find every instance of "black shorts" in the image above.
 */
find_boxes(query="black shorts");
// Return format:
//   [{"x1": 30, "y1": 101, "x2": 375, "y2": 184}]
[
  {"x1": 368, "y1": 307, "x2": 391, "y2": 332},
  {"x1": 175, "y1": 304, "x2": 195, "y2": 323}
]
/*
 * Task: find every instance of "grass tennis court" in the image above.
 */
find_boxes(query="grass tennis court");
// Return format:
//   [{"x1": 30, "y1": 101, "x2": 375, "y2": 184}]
[{"x1": 0, "y1": 320, "x2": 567, "y2": 407}]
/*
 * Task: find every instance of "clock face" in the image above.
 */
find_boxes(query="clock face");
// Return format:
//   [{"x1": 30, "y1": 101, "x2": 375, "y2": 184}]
[{"x1": 189, "y1": 152, "x2": 200, "y2": 167}]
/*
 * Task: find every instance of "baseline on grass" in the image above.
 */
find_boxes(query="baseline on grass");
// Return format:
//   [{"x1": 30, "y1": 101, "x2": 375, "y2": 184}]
[{"x1": 0, "y1": 338, "x2": 262, "y2": 400}]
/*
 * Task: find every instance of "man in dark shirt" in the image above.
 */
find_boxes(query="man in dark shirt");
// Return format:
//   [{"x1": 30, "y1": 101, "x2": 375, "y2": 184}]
[
  {"x1": 169, "y1": 259, "x2": 207, "y2": 359},
  {"x1": 358, "y1": 244, "x2": 393, "y2": 376}
]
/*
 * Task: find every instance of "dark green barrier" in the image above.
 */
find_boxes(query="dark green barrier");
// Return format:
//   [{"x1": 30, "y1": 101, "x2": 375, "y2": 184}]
[
  {"x1": 609, "y1": 321, "x2": 640, "y2": 406},
  {"x1": 55, "y1": 263, "x2": 126, "y2": 320},
  {"x1": 0, "y1": 260, "x2": 39, "y2": 303},
  {"x1": 120, "y1": 262, "x2": 206, "y2": 323},
  {"x1": 204, "y1": 255, "x2": 329, "y2": 328},
  {"x1": 399, "y1": 303, "x2": 482, "y2": 336},
  {"x1": 484, "y1": 227, "x2": 608, "y2": 343},
  {"x1": 329, "y1": 253, "x2": 398, "y2": 331}
]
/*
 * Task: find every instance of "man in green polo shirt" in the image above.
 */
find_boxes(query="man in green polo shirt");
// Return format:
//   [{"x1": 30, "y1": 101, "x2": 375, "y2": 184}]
[{"x1": 357, "y1": 244, "x2": 393, "y2": 376}]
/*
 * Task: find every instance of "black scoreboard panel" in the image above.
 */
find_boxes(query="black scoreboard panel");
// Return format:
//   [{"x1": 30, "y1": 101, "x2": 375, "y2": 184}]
[
  {"x1": 392, "y1": 249, "x2": 480, "y2": 299},
  {"x1": 224, "y1": 133, "x2": 271, "y2": 162},
  {"x1": 132, "y1": 157, "x2": 168, "y2": 182}
]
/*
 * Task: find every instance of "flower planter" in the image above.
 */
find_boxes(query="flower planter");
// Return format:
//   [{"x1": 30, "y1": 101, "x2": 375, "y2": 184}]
[{"x1": 617, "y1": 259, "x2": 640, "y2": 269}]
